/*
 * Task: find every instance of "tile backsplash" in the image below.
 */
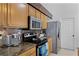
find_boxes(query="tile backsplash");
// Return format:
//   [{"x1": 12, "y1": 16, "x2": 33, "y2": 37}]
[
  {"x1": 0, "y1": 28, "x2": 47, "y2": 38},
  {"x1": 0, "y1": 28, "x2": 44, "y2": 35},
  {"x1": 0, "y1": 28, "x2": 22, "y2": 46},
  {"x1": 0, "y1": 28, "x2": 46, "y2": 46}
]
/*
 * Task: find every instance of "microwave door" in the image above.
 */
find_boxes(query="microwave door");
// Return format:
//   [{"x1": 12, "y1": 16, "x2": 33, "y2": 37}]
[
  {"x1": 37, "y1": 21, "x2": 41, "y2": 29},
  {"x1": 38, "y1": 22, "x2": 40, "y2": 28},
  {"x1": 36, "y1": 21, "x2": 41, "y2": 29},
  {"x1": 31, "y1": 21, "x2": 36, "y2": 29},
  {"x1": 37, "y1": 22, "x2": 40, "y2": 28},
  {"x1": 29, "y1": 16, "x2": 41, "y2": 30},
  {"x1": 30, "y1": 16, "x2": 36, "y2": 29},
  {"x1": 32, "y1": 21, "x2": 36, "y2": 28}
]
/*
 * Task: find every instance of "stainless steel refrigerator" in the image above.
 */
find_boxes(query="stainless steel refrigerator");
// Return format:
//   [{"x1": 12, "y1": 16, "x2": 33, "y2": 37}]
[{"x1": 46, "y1": 21, "x2": 61, "y2": 54}]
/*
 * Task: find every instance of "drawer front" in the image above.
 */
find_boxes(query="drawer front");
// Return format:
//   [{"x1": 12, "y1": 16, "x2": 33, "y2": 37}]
[{"x1": 19, "y1": 47, "x2": 36, "y2": 56}]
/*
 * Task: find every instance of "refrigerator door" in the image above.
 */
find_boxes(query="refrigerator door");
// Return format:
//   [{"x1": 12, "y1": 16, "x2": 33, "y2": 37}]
[
  {"x1": 46, "y1": 21, "x2": 61, "y2": 54},
  {"x1": 57, "y1": 22, "x2": 61, "y2": 52}
]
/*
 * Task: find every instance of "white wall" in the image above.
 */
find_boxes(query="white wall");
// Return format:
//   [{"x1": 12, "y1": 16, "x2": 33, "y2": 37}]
[{"x1": 41, "y1": 3, "x2": 79, "y2": 49}]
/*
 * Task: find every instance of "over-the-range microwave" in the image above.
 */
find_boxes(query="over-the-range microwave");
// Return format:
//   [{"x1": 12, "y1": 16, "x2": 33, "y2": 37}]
[{"x1": 28, "y1": 16, "x2": 42, "y2": 30}]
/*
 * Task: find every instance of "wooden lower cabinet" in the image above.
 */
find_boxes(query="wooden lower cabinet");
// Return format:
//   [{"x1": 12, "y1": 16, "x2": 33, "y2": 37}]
[
  {"x1": 75, "y1": 48, "x2": 79, "y2": 56},
  {"x1": 19, "y1": 47, "x2": 36, "y2": 56},
  {"x1": 48, "y1": 37, "x2": 52, "y2": 55}
]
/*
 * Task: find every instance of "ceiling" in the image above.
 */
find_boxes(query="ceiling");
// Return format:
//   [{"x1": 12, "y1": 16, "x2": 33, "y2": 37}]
[{"x1": 41, "y1": 3, "x2": 79, "y2": 20}]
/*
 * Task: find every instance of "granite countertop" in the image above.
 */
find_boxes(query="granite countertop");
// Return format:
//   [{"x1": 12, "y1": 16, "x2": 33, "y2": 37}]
[{"x1": 0, "y1": 42, "x2": 36, "y2": 56}]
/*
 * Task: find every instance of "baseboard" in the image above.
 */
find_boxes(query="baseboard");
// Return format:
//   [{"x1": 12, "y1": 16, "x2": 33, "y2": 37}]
[{"x1": 61, "y1": 48, "x2": 74, "y2": 51}]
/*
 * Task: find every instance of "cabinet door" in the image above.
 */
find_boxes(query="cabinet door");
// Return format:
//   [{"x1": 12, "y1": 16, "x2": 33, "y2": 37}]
[
  {"x1": 8, "y1": 3, "x2": 28, "y2": 28},
  {"x1": 0, "y1": 4, "x2": 2, "y2": 27},
  {"x1": 28, "y1": 5, "x2": 36, "y2": 17},
  {"x1": 1, "y1": 4, "x2": 8, "y2": 27},
  {"x1": 36, "y1": 10, "x2": 41, "y2": 19},
  {"x1": 41, "y1": 13, "x2": 48, "y2": 29},
  {"x1": 48, "y1": 37, "x2": 52, "y2": 55},
  {"x1": 19, "y1": 47, "x2": 36, "y2": 56},
  {"x1": 44, "y1": 15, "x2": 48, "y2": 29},
  {"x1": 7, "y1": 3, "x2": 11, "y2": 27}
]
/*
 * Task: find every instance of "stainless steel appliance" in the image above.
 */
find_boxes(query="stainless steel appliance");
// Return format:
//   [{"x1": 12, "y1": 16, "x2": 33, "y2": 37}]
[
  {"x1": 22, "y1": 32, "x2": 48, "y2": 56},
  {"x1": 11, "y1": 33, "x2": 22, "y2": 46},
  {"x1": 28, "y1": 16, "x2": 41, "y2": 30},
  {"x1": 22, "y1": 32, "x2": 37, "y2": 42},
  {"x1": 2, "y1": 33, "x2": 22, "y2": 46},
  {"x1": 46, "y1": 21, "x2": 61, "y2": 54},
  {"x1": 0, "y1": 31, "x2": 6, "y2": 46},
  {"x1": 0, "y1": 32, "x2": 4, "y2": 46},
  {"x1": 37, "y1": 42, "x2": 48, "y2": 56},
  {"x1": 2, "y1": 35, "x2": 12, "y2": 46}
]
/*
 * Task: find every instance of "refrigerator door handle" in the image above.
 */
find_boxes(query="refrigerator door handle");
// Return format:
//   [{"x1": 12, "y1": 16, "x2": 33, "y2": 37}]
[
  {"x1": 72, "y1": 34, "x2": 75, "y2": 38},
  {"x1": 57, "y1": 32, "x2": 60, "y2": 39}
]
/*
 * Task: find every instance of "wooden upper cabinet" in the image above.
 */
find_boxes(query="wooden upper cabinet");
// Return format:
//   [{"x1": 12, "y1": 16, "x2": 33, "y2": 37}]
[
  {"x1": 0, "y1": 3, "x2": 48, "y2": 29},
  {"x1": 36, "y1": 10, "x2": 41, "y2": 19},
  {"x1": 0, "y1": 3, "x2": 7, "y2": 27},
  {"x1": 8, "y1": 3, "x2": 28, "y2": 28},
  {"x1": 44, "y1": 15, "x2": 48, "y2": 28},
  {"x1": 28, "y1": 5, "x2": 36, "y2": 17},
  {"x1": 0, "y1": 4, "x2": 2, "y2": 26},
  {"x1": 41, "y1": 13, "x2": 48, "y2": 29},
  {"x1": 1, "y1": 4, "x2": 8, "y2": 27},
  {"x1": 0, "y1": 4, "x2": 8, "y2": 27}
]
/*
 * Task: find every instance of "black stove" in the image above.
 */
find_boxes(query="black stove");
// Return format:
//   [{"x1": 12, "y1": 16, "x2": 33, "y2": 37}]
[
  {"x1": 22, "y1": 33, "x2": 48, "y2": 56},
  {"x1": 22, "y1": 33, "x2": 47, "y2": 46}
]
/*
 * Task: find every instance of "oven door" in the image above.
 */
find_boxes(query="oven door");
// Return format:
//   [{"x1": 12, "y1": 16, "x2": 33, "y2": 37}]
[{"x1": 37, "y1": 42, "x2": 48, "y2": 56}]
